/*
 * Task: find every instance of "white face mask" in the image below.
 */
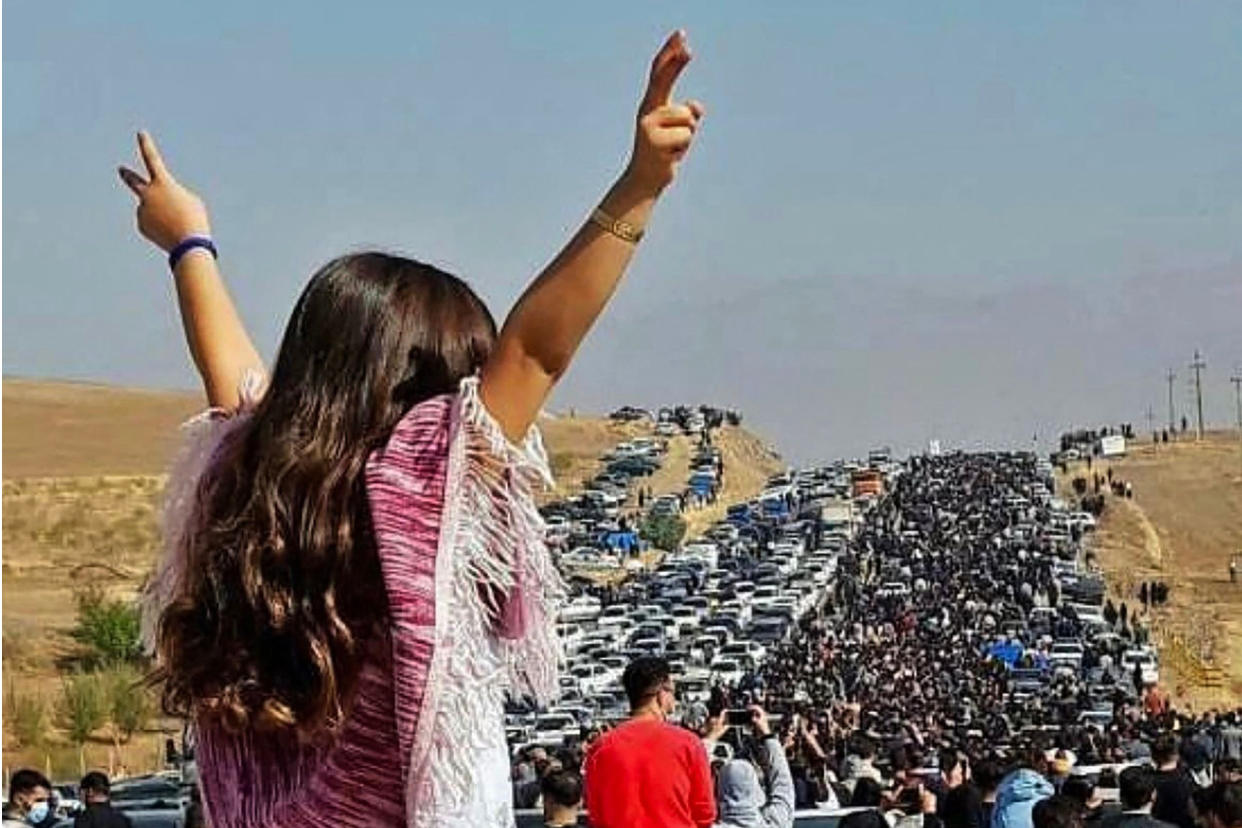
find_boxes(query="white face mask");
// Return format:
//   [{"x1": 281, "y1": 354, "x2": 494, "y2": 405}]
[{"x1": 25, "y1": 801, "x2": 50, "y2": 825}]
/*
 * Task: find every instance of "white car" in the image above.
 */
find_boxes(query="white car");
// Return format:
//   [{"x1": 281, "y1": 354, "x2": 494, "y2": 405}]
[
  {"x1": 1049, "y1": 642, "x2": 1085, "y2": 666},
  {"x1": 557, "y1": 675, "x2": 581, "y2": 697},
  {"x1": 718, "y1": 599, "x2": 752, "y2": 626},
  {"x1": 773, "y1": 540, "x2": 805, "y2": 557},
  {"x1": 671, "y1": 605, "x2": 702, "y2": 633},
  {"x1": 770, "y1": 595, "x2": 800, "y2": 617},
  {"x1": 1066, "y1": 603, "x2": 1107, "y2": 629},
  {"x1": 596, "y1": 605, "x2": 631, "y2": 629},
  {"x1": 732, "y1": 581, "x2": 757, "y2": 605},
  {"x1": 532, "y1": 713, "x2": 580, "y2": 746},
  {"x1": 681, "y1": 542, "x2": 720, "y2": 568},
  {"x1": 581, "y1": 489, "x2": 620, "y2": 518},
  {"x1": 560, "y1": 595, "x2": 602, "y2": 623},
  {"x1": 677, "y1": 675, "x2": 713, "y2": 704},
  {"x1": 557, "y1": 623, "x2": 586, "y2": 654},
  {"x1": 751, "y1": 585, "x2": 781, "y2": 608},
  {"x1": 569, "y1": 662, "x2": 616, "y2": 694},
  {"x1": 710, "y1": 658, "x2": 745, "y2": 687},
  {"x1": 1070, "y1": 512, "x2": 1097, "y2": 531},
  {"x1": 598, "y1": 655, "x2": 627, "y2": 674},
  {"x1": 1121, "y1": 649, "x2": 1159, "y2": 686},
  {"x1": 544, "y1": 515, "x2": 572, "y2": 542},
  {"x1": 649, "y1": 613, "x2": 681, "y2": 640},
  {"x1": 721, "y1": 639, "x2": 766, "y2": 664}
]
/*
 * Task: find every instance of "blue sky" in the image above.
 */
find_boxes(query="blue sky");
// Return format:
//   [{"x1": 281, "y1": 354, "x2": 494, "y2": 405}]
[{"x1": 5, "y1": 1, "x2": 1241, "y2": 462}]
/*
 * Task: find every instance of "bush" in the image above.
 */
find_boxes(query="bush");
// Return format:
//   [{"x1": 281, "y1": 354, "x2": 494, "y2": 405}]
[
  {"x1": 72, "y1": 585, "x2": 143, "y2": 666},
  {"x1": 5, "y1": 683, "x2": 48, "y2": 748},
  {"x1": 60, "y1": 671, "x2": 107, "y2": 750},
  {"x1": 641, "y1": 514, "x2": 686, "y2": 551},
  {"x1": 105, "y1": 666, "x2": 154, "y2": 743}
]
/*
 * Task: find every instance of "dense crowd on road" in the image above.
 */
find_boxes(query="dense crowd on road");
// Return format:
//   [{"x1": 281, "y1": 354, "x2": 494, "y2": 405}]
[{"x1": 507, "y1": 447, "x2": 1242, "y2": 828}]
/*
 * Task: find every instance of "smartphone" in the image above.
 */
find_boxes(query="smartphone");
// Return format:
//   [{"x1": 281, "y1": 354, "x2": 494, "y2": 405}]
[{"x1": 726, "y1": 709, "x2": 752, "y2": 727}]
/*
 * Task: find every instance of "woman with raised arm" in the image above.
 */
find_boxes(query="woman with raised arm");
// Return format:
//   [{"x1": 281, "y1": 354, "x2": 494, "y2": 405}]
[{"x1": 120, "y1": 31, "x2": 704, "y2": 828}]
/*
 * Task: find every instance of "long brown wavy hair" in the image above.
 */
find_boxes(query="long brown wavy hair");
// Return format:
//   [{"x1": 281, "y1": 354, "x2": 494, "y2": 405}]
[{"x1": 154, "y1": 252, "x2": 497, "y2": 737}]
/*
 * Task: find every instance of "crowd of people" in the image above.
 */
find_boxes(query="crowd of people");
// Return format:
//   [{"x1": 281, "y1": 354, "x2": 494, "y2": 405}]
[
  {"x1": 509, "y1": 451, "x2": 1242, "y2": 828},
  {"x1": 743, "y1": 453, "x2": 1241, "y2": 814},
  {"x1": 2, "y1": 771, "x2": 134, "y2": 828}
]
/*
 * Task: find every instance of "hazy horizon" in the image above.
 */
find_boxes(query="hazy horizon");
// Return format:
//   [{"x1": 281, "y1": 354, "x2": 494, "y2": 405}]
[{"x1": 6, "y1": 2, "x2": 1241, "y2": 465}]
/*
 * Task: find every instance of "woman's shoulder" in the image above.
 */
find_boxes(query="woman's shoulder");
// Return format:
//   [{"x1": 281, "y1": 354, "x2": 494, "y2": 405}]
[{"x1": 454, "y1": 375, "x2": 552, "y2": 486}]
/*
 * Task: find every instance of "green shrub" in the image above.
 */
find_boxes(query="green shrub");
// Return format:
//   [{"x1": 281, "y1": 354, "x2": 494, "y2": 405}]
[
  {"x1": 60, "y1": 672, "x2": 107, "y2": 748},
  {"x1": 640, "y1": 514, "x2": 686, "y2": 551},
  {"x1": 72, "y1": 585, "x2": 143, "y2": 666},
  {"x1": 5, "y1": 683, "x2": 48, "y2": 748},
  {"x1": 105, "y1": 666, "x2": 154, "y2": 743}
]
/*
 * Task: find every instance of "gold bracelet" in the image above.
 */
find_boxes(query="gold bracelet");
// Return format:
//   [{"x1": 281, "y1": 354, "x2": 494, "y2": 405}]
[{"x1": 590, "y1": 207, "x2": 644, "y2": 244}]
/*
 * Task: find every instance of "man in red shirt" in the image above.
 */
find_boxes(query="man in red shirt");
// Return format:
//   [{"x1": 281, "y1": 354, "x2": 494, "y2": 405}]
[{"x1": 584, "y1": 656, "x2": 717, "y2": 828}]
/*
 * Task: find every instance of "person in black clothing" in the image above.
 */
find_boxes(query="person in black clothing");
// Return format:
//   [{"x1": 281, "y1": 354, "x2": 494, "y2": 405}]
[
  {"x1": 841, "y1": 811, "x2": 891, "y2": 828},
  {"x1": 1100, "y1": 766, "x2": 1177, "y2": 828},
  {"x1": 971, "y1": 759, "x2": 1003, "y2": 828},
  {"x1": 1034, "y1": 795, "x2": 1086, "y2": 828},
  {"x1": 939, "y1": 751, "x2": 985, "y2": 828},
  {"x1": 73, "y1": 773, "x2": 132, "y2": 828},
  {"x1": 1197, "y1": 781, "x2": 1242, "y2": 828},
  {"x1": 850, "y1": 778, "x2": 886, "y2": 808},
  {"x1": 540, "y1": 769, "x2": 582, "y2": 828},
  {"x1": 1150, "y1": 734, "x2": 1197, "y2": 828},
  {"x1": 1062, "y1": 777, "x2": 1111, "y2": 826}
]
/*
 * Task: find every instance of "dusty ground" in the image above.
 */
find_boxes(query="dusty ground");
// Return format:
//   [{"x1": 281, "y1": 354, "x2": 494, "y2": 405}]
[
  {"x1": 1059, "y1": 432, "x2": 1242, "y2": 712},
  {"x1": 2, "y1": 379, "x2": 782, "y2": 777}
]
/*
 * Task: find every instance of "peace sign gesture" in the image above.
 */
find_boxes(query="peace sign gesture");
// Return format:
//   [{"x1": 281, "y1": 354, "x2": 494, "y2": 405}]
[
  {"x1": 118, "y1": 131, "x2": 212, "y2": 252},
  {"x1": 625, "y1": 30, "x2": 705, "y2": 196}
]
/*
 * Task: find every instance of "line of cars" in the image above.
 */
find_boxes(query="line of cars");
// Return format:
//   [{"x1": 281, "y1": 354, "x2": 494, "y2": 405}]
[
  {"x1": 507, "y1": 466, "x2": 864, "y2": 756},
  {"x1": 610, "y1": 404, "x2": 743, "y2": 437},
  {"x1": 543, "y1": 436, "x2": 671, "y2": 571}
]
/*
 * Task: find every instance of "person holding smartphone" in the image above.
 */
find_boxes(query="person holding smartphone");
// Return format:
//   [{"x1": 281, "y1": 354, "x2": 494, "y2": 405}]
[{"x1": 705, "y1": 706, "x2": 795, "y2": 828}]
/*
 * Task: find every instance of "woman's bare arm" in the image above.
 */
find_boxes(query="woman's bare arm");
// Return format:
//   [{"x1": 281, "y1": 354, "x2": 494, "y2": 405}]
[
  {"x1": 480, "y1": 30, "x2": 705, "y2": 443},
  {"x1": 119, "y1": 132, "x2": 265, "y2": 412}
]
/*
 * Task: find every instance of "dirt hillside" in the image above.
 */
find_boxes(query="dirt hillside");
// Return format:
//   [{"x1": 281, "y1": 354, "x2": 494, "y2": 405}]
[{"x1": 1060, "y1": 432, "x2": 1242, "y2": 711}]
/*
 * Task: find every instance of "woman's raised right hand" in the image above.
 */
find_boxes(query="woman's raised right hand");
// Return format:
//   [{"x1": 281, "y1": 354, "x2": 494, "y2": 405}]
[
  {"x1": 118, "y1": 131, "x2": 212, "y2": 253},
  {"x1": 623, "y1": 30, "x2": 705, "y2": 197}
]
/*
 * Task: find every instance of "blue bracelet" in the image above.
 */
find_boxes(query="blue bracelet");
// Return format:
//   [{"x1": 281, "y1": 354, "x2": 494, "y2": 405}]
[{"x1": 168, "y1": 236, "x2": 218, "y2": 271}]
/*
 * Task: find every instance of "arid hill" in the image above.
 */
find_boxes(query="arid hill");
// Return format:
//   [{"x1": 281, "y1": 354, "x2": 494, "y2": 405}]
[{"x1": 1061, "y1": 433, "x2": 1242, "y2": 711}]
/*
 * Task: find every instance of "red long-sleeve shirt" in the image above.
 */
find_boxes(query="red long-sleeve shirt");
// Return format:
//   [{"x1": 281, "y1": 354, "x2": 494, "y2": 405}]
[{"x1": 583, "y1": 718, "x2": 716, "y2": 828}]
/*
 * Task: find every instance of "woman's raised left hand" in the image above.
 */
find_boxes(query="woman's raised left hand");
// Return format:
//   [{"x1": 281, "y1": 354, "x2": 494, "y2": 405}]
[{"x1": 119, "y1": 131, "x2": 212, "y2": 253}]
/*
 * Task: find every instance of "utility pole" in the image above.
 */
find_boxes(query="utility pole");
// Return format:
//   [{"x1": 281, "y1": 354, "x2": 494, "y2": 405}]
[
  {"x1": 1232, "y1": 369, "x2": 1242, "y2": 478},
  {"x1": 1191, "y1": 350, "x2": 1207, "y2": 439},
  {"x1": 1231, "y1": 370, "x2": 1242, "y2": 431},
  {"x1": 1166, "y1": 369, "x2": 1177, "y2": 433}
]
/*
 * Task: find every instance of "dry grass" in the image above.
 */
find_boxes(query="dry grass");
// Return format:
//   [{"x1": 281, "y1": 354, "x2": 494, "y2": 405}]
[
  {"x1": 4, "y1": 379, "x2": 202, "y2": 479},
  {"x1": 1060, "y1": 432, "x2": 1242, "y2": 711}
]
